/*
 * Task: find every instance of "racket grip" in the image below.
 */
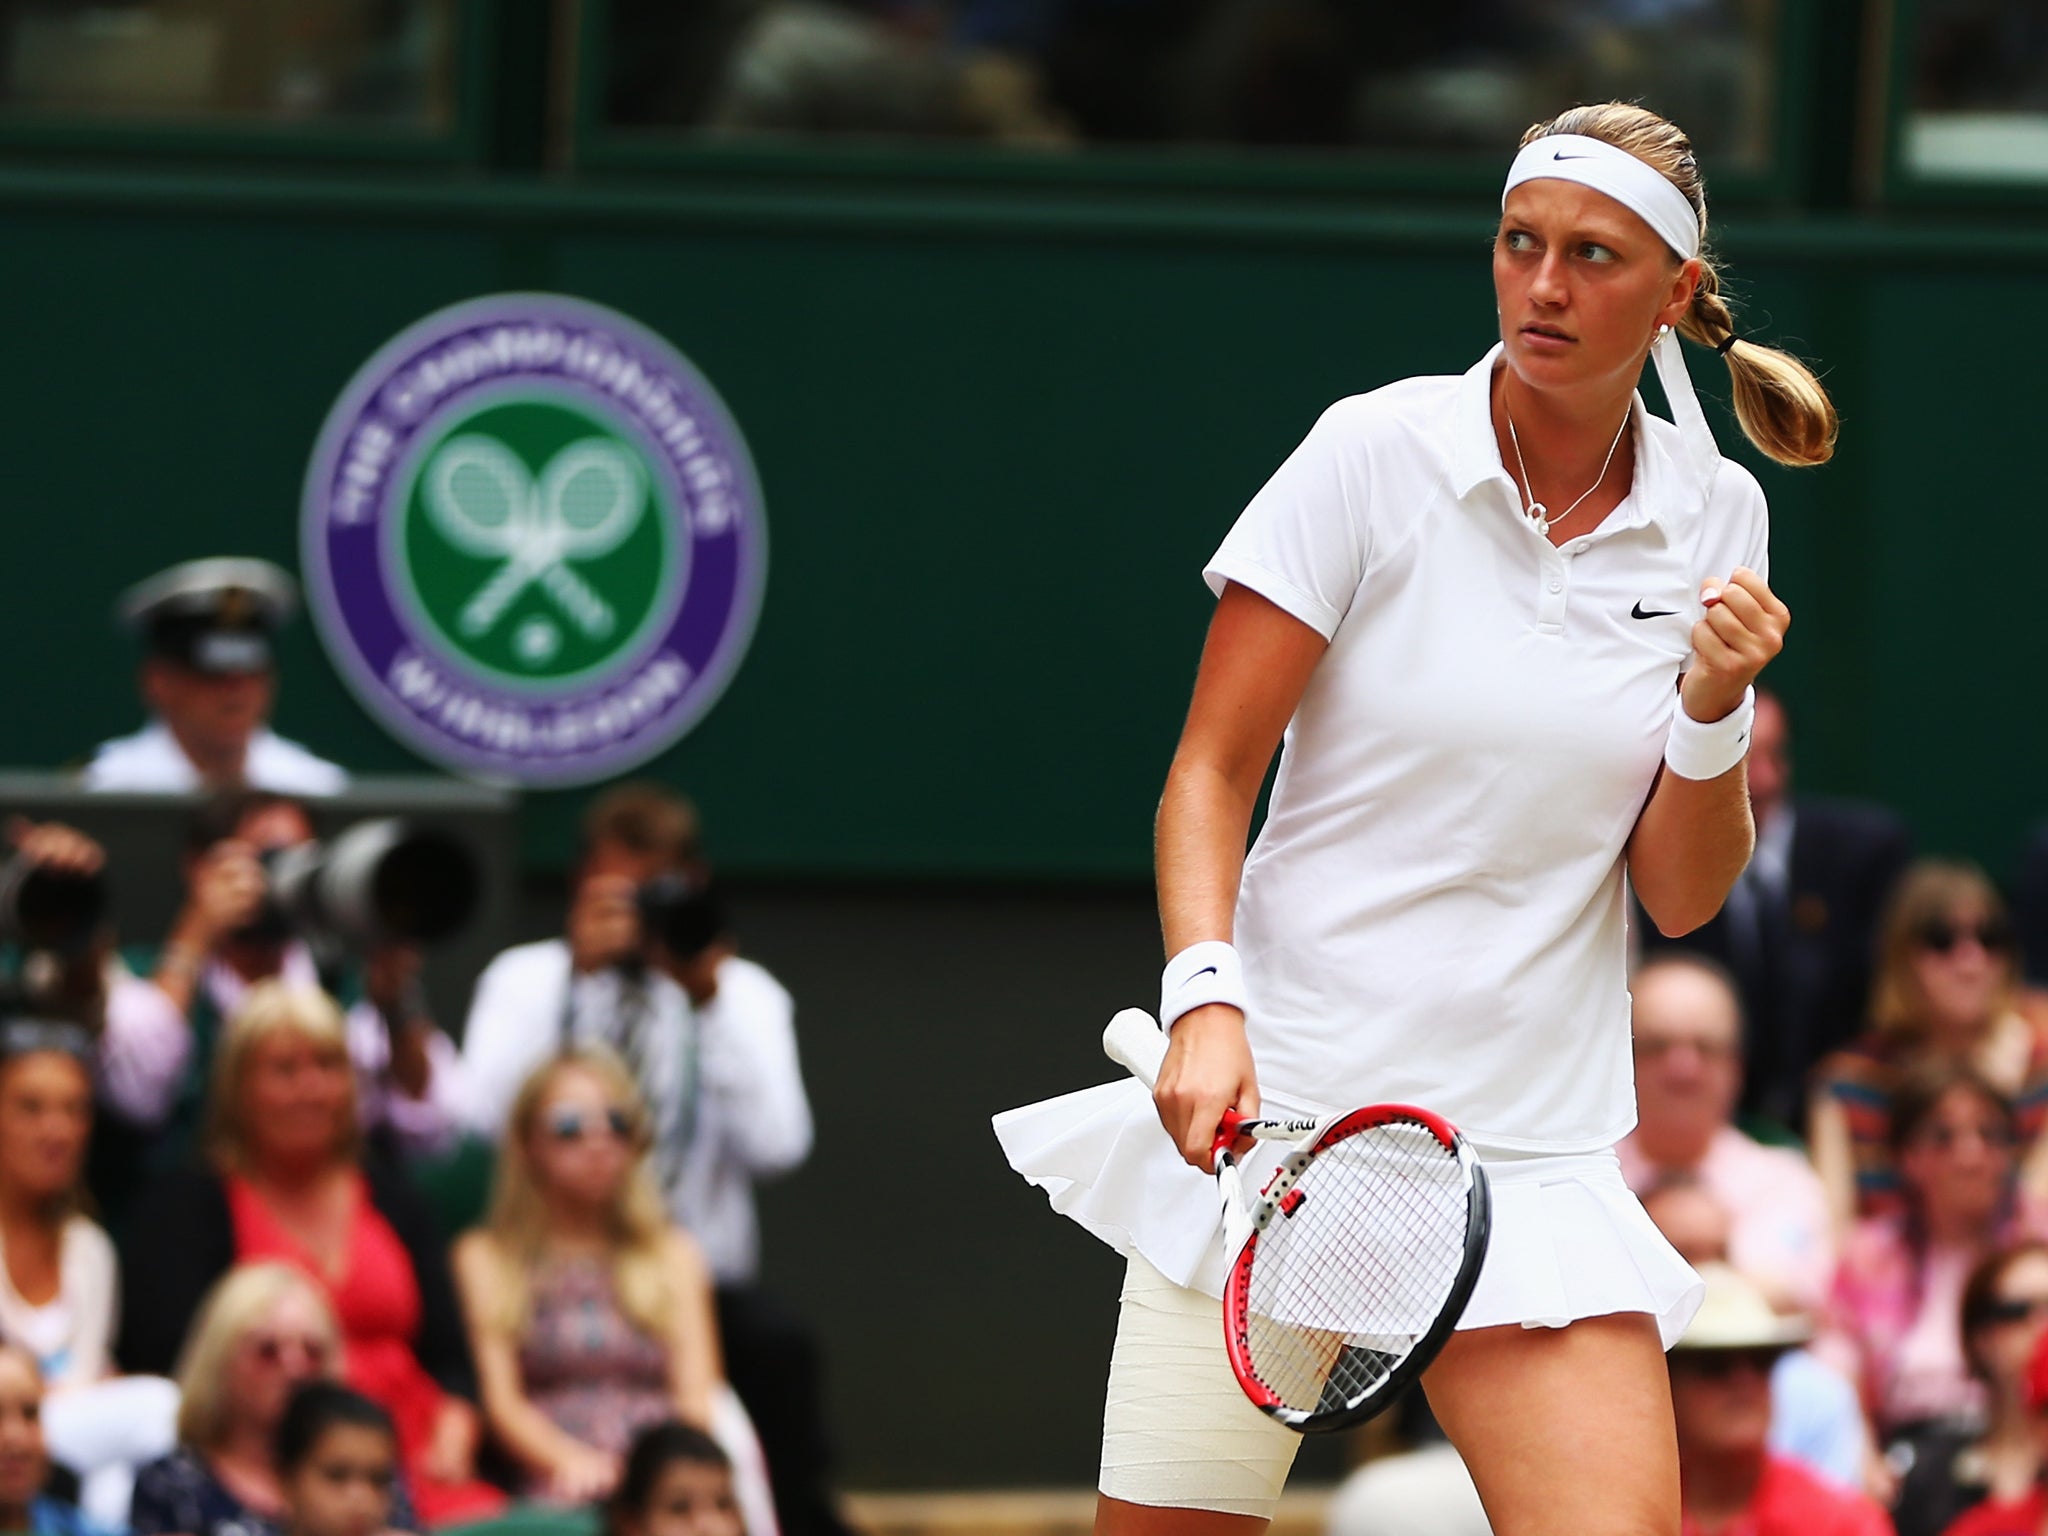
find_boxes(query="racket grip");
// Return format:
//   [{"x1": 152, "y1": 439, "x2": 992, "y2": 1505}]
[{"x1": 1103, "y1": 1008, "x2": 1168, "y2": 1089}]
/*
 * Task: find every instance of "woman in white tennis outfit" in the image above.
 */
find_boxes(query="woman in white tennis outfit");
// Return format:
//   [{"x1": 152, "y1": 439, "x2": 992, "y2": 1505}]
[{"x1": 994, "y1": 103, "x2": 1840, "y2": 1534}]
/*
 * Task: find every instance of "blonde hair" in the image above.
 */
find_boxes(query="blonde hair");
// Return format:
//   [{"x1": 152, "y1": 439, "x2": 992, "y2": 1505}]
[
  {"x1": 203, "y1": 981, "x2": 359, "y2": 1173},
  {"x1": 1870, "y1": 859, "x2": 2019, "y2": 1038},
  {"x1": 475, "y1": 1048, "x2": 679, "y2": 1342},
  {"x1": 1518, "y1": 103, "x2": 1838, "y2": 468},
  {"x1": 173, "y1": 1262, "x2": 341, "y2": 1448}
]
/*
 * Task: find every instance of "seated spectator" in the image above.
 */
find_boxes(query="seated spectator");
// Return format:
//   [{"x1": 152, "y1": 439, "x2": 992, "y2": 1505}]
[
  {"x1": 0, "y1": 1341, "x2": 110, "y2": 1536},
  {"x1": 96, "y1": 790, "x2": 460, "y2": 1216},
  {"x1": 1936, "y1": 1325, "x2": 2048, "y2": 1536},
  {"x1": 1811, "y1": 861, "x2": 2044, "y2": 1228},
  {"x1": 1819, "y1": 1065, "x2": 2042, "y2": 1438},
  {"x1": 130, "y1": 1262, "x2": 420, "y2": 1536},
  {"x1": 1888, "y1": 1242, "x2": 2048, "y2": 1536},
  {"x1": 0, "y1": 1014, "x2": 114, "y2": 1390},
  {"x1": 1642, "y1": 1181, "x2": 1869, "y2": 1492},
  {"x1": 463, "y1": 783, "x2": 832, "y2": 1535},
  {"x1": 1669, "y1": 1263, "x2": 1892, "y2": 1535},
  {"x1": 452, "y1": 1048, "x2": 719, "y2": 1502},
  {"x1": 82, "y1": 558, "x2": 346, "y2": 796},
  {"x1": 116, "y1": 983, "x2": 500, "y2": 1527},
  {"x1": 274, "y1": 1384, "x2": 399, "y2": 1536},
  {"x1": 1620, "y1": 954, "x2": 1836, "y2": 1311},
  {"x1": 604, "y1": 1420, "x2": 743, "y2": 1536}
]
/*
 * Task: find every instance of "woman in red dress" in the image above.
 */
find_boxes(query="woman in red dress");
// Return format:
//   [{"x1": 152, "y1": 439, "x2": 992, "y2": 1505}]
[{"x1": 118, "y1": 981, "x2": 504, "y2": 1527}]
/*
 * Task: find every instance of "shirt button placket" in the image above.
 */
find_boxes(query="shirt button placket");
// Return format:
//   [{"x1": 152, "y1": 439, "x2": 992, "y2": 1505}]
[{"x1": 1538, "y1": 545, "x2": 1569, "y2": 633}]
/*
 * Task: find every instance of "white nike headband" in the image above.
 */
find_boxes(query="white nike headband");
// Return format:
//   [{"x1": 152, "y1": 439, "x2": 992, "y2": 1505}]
[
  {"x1": 1501, "y1": 133, "x2": 1699, "y2": 259},
  {"x1": 1500, "y1": 131, "x2": 1721, "y2": 511}
]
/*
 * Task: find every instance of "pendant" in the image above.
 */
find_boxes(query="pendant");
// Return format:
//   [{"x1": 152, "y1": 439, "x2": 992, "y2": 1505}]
[{"x1": 1527, "y1": 501, "x2": 1550, "y2": 534}]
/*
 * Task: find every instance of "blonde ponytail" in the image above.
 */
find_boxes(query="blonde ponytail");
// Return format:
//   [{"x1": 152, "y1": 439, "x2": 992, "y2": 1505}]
[{"x1": 1520, "y1": 103, "x2": 1839, "y2": 468}]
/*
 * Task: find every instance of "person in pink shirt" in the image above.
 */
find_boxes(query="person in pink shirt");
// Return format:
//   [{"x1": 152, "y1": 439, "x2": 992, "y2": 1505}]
[
  {"x1": 1619, "y1": 953, "x2": 1836, "y2": 1311},
  {"x1": 1819, "y1": 1065, "x2": 2042, "y2": 1439}
]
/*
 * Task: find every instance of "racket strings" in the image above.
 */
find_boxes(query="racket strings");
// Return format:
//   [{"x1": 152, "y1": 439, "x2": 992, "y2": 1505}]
[{"x1": 1237, "y1": 1122, "x2": 1473, "y2": 1419}]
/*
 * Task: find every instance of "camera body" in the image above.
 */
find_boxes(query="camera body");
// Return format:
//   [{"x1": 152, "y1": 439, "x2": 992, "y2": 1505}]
[
  {"x1": 0, "y1": 859, "x2": 107, "y2": 957},
  {"x1": 635, "y1": 872, "x2": 726, "y2": 962}
]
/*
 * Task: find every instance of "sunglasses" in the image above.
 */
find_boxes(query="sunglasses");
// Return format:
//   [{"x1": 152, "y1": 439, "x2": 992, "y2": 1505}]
[
  {"x1": 1980, "y1": 1295, "x2": 2048, "y2": 1328},
  {"x1": 1676, "y1": 1347, "x2": 1784, "y2": 1379},
  {"x1": 1916, "y1": 917, "x2": 2014, "y2": 956},
  {"x1": 1911, "y1": 1120, "x2": 2016, "y2": 1153},
  {"x1": 546, "y1": 1105, "x2": 635, "y2": 1143},
  {"x1": 247, "y1": 1332, "x2": 329, "y2": 1369}
]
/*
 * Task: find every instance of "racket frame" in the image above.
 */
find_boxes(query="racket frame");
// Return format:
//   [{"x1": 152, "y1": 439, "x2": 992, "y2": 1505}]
[{"x1": 1221, "y1": 1102, "x2": 1491, "y2": 1431}]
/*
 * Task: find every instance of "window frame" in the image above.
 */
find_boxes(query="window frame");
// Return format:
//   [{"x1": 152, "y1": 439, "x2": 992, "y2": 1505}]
[
  {"x1": 0, "y1": 0, "x2": 497, "y2": 168},
  {"x1": 1878, "y1": 0, "x2": 2048, "y2": 203},
  {"x1": 567, "y1": 0, "x2": 1822, "y2": 205}
]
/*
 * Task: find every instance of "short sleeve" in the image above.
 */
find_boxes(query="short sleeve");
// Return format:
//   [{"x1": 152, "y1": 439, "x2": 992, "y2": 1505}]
[{"x1": 1203, "y1": 402, "x2": 1371, "y2": 641}]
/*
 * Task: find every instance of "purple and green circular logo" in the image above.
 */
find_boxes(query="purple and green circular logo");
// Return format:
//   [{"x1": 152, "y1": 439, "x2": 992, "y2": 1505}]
[{"x1": 302, "y1": 294, "x2": 766, "y2": 786}]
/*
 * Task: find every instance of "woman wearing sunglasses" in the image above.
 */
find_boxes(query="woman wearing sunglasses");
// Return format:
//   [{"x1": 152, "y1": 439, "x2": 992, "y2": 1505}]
[
  {"x1": 130, "y1": 1262, "x2": 425, "y2": 1536},
  {"x1": 1885, "y1": 1241, "x2": 2048, "y2": 1536},
  {"x1": 1810, "y1": 861, "x2": 2042, "y2": 1229},
  {"x1": 451, "y1": 1049, "x2": 723, "y2": 1506},
  {"x1": 1817, "y1": 1066, "x2": 2044, "y2": 1464}
]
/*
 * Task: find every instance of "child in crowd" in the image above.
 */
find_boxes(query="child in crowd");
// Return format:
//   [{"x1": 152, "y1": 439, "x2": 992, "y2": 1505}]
[
  {"x1": 275, "y1": 1385, "x2": 399, "y2": 1536},
  {"x1": 0, "y1": 1342, "x2": 108, "y2": 1536},
  {"x1": 604, "y1": 1421, "x2": 743, "y2": 1536}
]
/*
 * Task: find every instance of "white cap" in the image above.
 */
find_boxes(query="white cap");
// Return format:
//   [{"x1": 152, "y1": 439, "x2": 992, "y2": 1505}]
[{"x1": 1674, "y1": 1263, "x2": 1813, "y2": 1352}]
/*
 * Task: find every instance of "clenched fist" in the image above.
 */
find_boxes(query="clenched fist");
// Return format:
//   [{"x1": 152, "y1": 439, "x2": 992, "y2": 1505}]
[{"x1": 1680, "y1": 566, "x2": 1789, "y2": 725}]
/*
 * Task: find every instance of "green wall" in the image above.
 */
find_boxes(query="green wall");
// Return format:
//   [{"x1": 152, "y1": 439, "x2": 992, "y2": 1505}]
[{"x1": 1, "y1": 167, "x2": 2041, "y2": 878}]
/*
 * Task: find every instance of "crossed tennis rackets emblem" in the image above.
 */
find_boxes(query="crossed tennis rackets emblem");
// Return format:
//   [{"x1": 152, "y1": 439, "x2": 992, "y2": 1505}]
[{"x1": 423, "y1": 435, "x2": 648, "y2": 642}]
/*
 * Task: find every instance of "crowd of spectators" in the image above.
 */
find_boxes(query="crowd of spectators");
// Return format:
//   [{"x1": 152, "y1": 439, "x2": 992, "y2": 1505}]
[
  {"x1": 0, "y1": 556, "x2": 832, "y2": 1536},
  {"x1": 1329, "y1": 684, "x2": 2048, "y2": 1536}
]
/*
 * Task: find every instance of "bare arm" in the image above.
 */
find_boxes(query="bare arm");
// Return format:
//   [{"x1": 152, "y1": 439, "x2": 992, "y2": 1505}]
[
  {"x1": 1154, "y1": 583, "x2": 1328, "y2": 1171},
  {"x1": 1627, "y1": 568, "x2": 1789, "y2": 936},
  {"x1": 1808, "y1": 1091, "x2": 1860, "y2": 1236},
  {"x1": 663, "y1": 1229, "x2": 721, "y2": 1429},
  {"x1": 450, "y1": 1234, "x2": 613, "y2": 1492}
]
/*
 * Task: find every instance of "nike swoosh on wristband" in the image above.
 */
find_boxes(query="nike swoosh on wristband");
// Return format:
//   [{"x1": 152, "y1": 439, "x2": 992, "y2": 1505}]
[
  {"x1": 1631, "y1": 601, "x2": 1678, "y2": 619},
  {"x1": 1187, "y1": 967, "x2": 1218, "y2": 982}
]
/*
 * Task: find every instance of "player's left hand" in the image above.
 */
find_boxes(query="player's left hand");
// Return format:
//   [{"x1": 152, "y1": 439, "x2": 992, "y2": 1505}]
[{"x1": 1680, "y1": 566, "x2": 1788, "y2": 725}]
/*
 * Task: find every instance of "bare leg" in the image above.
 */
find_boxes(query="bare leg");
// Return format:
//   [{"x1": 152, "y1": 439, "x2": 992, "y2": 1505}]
[
  {"x1": 1095, "y1": 1495, "x2": 1268, "y2": 1534},
  {"x1": 1423, "y1": 1313, "x2": 1680, "y2": 1536}
]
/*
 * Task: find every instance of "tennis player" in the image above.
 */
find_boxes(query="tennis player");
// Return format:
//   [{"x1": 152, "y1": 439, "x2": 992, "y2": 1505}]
[{"x1": 994, "y1": 101, "x2": 1839, "y2": 1535}]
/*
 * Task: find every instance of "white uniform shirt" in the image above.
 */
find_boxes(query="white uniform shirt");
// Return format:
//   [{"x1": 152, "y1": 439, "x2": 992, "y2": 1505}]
[
  {"x1": 461, "y1": 940, "x2": 814, "y2": 1283},
  {"x1": 1206, "y1": 344, "x2": 1768, "y2": 1151},
  {"x1": 82, "y1": 720, "x2": 348, "y2": 795}
]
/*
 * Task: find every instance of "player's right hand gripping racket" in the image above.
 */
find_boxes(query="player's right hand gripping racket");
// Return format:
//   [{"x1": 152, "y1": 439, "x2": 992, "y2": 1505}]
[{"x1": 1104, "y1": 1008, "x2": 1491, "y2": 1433}]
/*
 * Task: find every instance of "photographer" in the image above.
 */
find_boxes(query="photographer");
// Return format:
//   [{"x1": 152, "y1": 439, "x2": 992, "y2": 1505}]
[
  {"x1": 460, "y1": 783, "x2": 840, "y2": 1536},
  {"x1": 99, "y1": 790, "x2": 461, "y2": 1194},
  {"x1": 0, "y1": 820, "x2": 114, "y2": 1039}
]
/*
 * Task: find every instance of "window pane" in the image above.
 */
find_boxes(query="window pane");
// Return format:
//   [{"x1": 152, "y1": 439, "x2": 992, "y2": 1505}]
[
  {"x1": 601, "y1": 0, "x2": 1781, "y2": 173},
  {"x1": 1903, "y1": 1, "x2": 2048, "y2": 180},
  {"x1": 0, "y1": 0, "x2": 458, "y2": 130}
]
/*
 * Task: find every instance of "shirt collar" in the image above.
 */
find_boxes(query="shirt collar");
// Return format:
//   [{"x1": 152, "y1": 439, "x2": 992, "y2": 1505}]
[{"x1": 1451, "y1": 342, "x2": 1695, "y2": 536}]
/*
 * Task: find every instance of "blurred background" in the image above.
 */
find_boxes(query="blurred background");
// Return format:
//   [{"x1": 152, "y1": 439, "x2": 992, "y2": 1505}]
[{"x1": 0, "y1": 0, "x2": 2045, "y2": 1532}]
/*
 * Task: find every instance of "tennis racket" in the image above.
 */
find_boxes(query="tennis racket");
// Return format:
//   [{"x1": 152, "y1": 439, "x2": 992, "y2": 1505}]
[{"x1": 1103, "y1": 1007, "x2": 1491, "y2": 1432}]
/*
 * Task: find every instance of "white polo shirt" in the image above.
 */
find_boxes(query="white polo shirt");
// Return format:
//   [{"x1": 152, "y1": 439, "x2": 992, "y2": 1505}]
[{"x1": 1206, "y1": 343, "x2": 1768, "y2": 1152}]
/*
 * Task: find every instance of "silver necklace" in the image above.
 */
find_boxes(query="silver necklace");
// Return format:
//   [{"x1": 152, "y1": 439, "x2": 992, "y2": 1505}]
[{"x1": 1505, "y1": 401, "x2": 1632, "y2": 538}]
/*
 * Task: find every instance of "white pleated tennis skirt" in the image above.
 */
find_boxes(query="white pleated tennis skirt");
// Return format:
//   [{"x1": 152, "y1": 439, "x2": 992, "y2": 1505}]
[{"x1": 993, "y1": 1078, "x2": 1704, "y2": 1346}]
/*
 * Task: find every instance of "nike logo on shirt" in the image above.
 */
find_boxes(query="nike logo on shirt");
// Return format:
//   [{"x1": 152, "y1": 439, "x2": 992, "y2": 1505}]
[{"x1": 1631, "y1": 602, "x2": 1678, "y2": 619}]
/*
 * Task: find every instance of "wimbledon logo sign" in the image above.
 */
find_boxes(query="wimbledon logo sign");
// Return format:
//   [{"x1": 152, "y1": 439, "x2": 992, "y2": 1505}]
[{"x1": 301, "y1": 295, "x2": 766, "y2": 785}]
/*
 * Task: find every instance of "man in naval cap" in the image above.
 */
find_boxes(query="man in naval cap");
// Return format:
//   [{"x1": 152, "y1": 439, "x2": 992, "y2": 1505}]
[{"x1": 81, "y1": 558, "x2": 347, "y2": 794}]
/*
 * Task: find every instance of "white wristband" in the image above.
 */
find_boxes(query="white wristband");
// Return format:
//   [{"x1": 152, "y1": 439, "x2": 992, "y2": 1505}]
[
  {"x1": 1161, "y1": 940, "x2": 1249, "y2": 1031},
  {"x1": 1664, "y1": 686, "x2": 1756, "y2": 782}
]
